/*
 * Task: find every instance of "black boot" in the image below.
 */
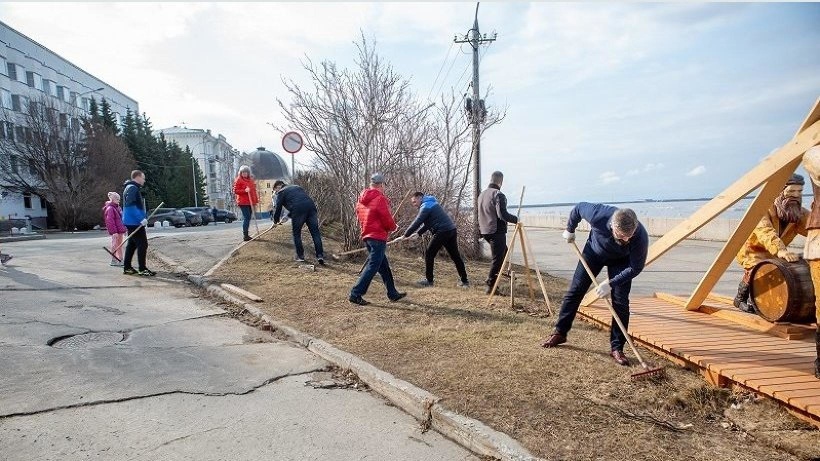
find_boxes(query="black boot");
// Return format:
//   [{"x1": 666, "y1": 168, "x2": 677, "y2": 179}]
[
  {"x1": 734, "y1": 281, "x2": 754, "y2": 313},
  {"x1": 815, "y1": 329, "x2": 819, "y2": 379}
]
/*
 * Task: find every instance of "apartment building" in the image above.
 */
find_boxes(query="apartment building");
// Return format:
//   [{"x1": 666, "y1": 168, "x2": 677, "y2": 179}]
[
  {"x1": 154, "y1": 126, "x2": 242, "y2": 210},
  {"x1": 0, "y1": 20, "x2": 138, "y2": 228}
]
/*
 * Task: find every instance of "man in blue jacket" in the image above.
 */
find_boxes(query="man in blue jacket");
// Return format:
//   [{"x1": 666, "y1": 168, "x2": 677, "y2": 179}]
[
  {"x1": 272, "y1": 180, "x2": 325, "y2": 264},
  {"x1": 541, "y1": 202, "x2": 648, "y2": 367},
  {"x1": 121, "y1": 170, "x2": 155, "y2": 276},
  {"x1": 402, "y1": 192, "x2": 469, "y2": 288}
]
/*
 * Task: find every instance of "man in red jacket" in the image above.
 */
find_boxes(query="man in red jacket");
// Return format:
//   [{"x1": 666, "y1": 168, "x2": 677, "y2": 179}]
[{"x1": 349, "y1": 173, "x2": 407, "y2": 306}]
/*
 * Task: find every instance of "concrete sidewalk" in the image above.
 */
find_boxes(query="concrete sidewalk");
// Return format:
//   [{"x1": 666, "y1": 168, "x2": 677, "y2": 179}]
[{"x1": 0, "y1": 230, "x2": 475, "y2": 460}]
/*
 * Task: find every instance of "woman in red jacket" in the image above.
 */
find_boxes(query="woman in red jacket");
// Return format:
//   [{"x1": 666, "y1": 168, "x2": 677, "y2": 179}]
[{"x1": 233, "y1": 165, "x2": 259, "y2": 241}]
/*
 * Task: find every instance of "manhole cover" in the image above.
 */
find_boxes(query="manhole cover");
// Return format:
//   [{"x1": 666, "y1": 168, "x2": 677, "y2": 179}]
[{"x1": 51, "y1": 332, "x2": 124, "y2": 349}]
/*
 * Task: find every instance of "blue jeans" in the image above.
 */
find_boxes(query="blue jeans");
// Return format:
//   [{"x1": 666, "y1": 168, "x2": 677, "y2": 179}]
[
  {"x1": 239, "y1": 205, "x2": 252, "y2": 237},
  {"x1": 290, "y1": 206, "x2": 324, "y2": 259},
  {"x1": 350, "y1": 239, "x2": 400, "y2": 299},
  {"x1": 553, "y1": 243, "x2": 632, "y2": 352}
]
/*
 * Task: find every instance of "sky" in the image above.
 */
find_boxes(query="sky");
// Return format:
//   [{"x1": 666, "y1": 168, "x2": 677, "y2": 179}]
[{"x1": 1, "y1": 2, "x2": 818, "y2": 205}]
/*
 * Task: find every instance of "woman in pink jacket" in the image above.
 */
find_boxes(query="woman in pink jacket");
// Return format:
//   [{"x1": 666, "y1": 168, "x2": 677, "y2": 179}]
[{"x1": 103, "y1": 192, "x2": 127, "y2": 266}]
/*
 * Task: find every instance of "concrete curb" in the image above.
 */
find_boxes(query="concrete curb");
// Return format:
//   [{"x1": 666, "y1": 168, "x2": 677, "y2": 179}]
[
  {"x1": 0, "y1": 234, "x2": 46, "y2": 243},
  {"x1": 154, "y1": 248, "x2": 543, "y2": 461},
  {"x1": 151, "y1": 249, "x2": 193, "y2": 275}
]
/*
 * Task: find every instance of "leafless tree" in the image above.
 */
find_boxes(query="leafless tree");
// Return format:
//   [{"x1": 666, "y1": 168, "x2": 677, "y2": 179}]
[
  {"x1": 0, "y1": 95, "x2": 135, "y2": 230},
  {"x1": 277, "y1": 34, "x2": 505, "y2": 253}
]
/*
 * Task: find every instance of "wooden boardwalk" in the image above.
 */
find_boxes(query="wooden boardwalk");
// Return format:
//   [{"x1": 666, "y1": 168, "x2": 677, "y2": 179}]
[{"x1": 577, "y1": 295, "x2": 820, "y2": 427}]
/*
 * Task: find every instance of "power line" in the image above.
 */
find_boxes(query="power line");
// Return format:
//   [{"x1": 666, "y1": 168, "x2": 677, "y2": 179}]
[
  {"x1": 426, "y1": 42, "x2": 455, "y2": 101},
  {"x1": 134, "y1": 159, "x2": 191, "y2": 169},
  {"x1": 431, "y1": 46, "x2": 461, "y2": 101}
]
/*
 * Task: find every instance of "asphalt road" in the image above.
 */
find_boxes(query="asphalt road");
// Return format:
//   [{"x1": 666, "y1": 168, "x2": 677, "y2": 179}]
[{"x1": 0, "y1": 226, "x2": 476, "y2": 461}]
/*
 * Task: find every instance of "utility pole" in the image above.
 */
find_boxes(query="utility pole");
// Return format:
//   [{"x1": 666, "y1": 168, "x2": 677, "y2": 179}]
[{"x1": 455, "y1": 2, "x2": 496, "y2": 256}]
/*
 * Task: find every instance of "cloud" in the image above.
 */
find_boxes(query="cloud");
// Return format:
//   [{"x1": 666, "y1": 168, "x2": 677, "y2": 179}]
[
  {"x1": 686, "y1": 165, "x2": 707, "y2": 176},
  {"x1": 626, "y1": 163, "x2": 665, "y2": 176},
  {"x1": 599, "y1": 171, "x2": 621, "y2": 184}
]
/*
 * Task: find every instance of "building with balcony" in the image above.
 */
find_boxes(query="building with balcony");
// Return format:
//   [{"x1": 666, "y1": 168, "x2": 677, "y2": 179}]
[{"x1": 0, "y1": 20, "x2": 138, "y2": 228}]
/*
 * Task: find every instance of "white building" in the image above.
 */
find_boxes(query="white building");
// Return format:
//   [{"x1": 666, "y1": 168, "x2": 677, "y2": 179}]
[
  {"x1": 154, "y1": 126, "x2": 241, "y2": 210},
  {"x1": 0, "y1": 20, "x2": 138, "y2": 228}
]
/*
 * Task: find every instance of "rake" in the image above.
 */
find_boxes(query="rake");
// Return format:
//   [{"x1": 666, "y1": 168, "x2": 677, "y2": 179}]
[
  {"x1": 569, "y1": 241, "x2": 664, "y2": 380},
  {"x1": 103, "y1": 202, "x2": 165, "y2": 262}
]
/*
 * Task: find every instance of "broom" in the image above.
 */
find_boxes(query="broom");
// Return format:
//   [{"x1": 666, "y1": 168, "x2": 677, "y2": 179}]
[{"x1": 569, "y1": 241, "x2": 664, "y2": 380}]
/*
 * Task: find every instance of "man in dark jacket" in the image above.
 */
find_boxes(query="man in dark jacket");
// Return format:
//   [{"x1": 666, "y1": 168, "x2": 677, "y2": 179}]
[
  {"x1": 541, "y1": 202, "x2": 648, "y2": 367},
  {"x1": 121, "y1": 170, "x2": 155, "y2": 276},
  {"x1": 272, "y1": 180, "x2": 325, "y2": 264},
  {"x1": 477, "y1": 171, "x2": 518, "y2": 294},
  {"x1": 403, "y1": 192, "x2": 469, "y2": 288},
  {"x1": 349, "y1": 173, "x2": 406, "y2": 306}
]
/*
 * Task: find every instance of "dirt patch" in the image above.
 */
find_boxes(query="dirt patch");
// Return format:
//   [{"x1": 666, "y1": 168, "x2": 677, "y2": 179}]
[{"x1": 210, "y1": 227, "x2": 819, "y2": 460}]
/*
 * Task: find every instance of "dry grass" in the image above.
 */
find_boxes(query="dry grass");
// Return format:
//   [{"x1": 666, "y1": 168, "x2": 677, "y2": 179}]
[{"x1": 211, "y1": 226, "x2": 818, "y2": 460}]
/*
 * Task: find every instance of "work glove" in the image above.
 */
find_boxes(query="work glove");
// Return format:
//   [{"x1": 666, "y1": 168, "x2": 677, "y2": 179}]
[
  {"x1": 595, "y1": 280, "x2": 611, "y2": 298},
  {"x1": 777, "y1": 249, "x2": 800, "y2": 263},
  {"x1": 140, "y1": 218, "x2": 148, "y2": 227},
  {"x1": 562, "y1": 230, "x2": 575, "y2": 243}
]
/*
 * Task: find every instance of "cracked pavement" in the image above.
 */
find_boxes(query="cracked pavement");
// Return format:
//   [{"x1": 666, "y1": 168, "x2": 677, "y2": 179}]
[{"x1": 0, "y1": 226, "x2": 476, "y2": 460}]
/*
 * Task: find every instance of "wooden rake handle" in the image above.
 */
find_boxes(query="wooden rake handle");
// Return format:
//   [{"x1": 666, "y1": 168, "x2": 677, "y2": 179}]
[
  {"x1": 113, "y1": 201, "x2": 165, "y2": 253},
  {"x1": 568, "y1": 241, "x2": 653, "y2": 370}
]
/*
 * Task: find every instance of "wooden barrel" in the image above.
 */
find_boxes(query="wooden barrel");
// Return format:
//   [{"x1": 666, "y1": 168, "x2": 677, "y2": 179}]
[{"x1": 749, "y1": 259, "x2": 817, "y2": 324}]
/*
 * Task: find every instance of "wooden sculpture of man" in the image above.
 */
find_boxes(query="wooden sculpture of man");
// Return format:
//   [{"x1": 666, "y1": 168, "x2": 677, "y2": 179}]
[
  {"x1": 801, "y1": 145, "x2": 820, "y2": 379},
  {"x1": 733, "y1": 173, "x2": 809, "y2": 313}
]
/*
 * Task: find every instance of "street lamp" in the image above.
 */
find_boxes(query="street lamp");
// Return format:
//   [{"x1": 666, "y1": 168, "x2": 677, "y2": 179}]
[
  {"x1": 78, "y1": 87, "x2": 104, "y2": 97},
  {"x1": 191, "y1": 156, "x2": 199, "y2": 207}
]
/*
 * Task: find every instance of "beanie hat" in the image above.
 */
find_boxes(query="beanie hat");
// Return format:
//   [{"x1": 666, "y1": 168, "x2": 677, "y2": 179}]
[{"x1": 786, "y1": 174, "x2": 804, "y2": 186}]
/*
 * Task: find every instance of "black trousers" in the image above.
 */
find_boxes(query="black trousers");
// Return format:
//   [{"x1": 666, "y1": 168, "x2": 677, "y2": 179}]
[
  {"x1": 123, "y1": 225, "x2": 148, "y2": 271},
  {"x1": 425, "y1": 228, "x2": 468, "y2": 283},
  {"x1": 482, "y1": 232, "x2": 507, "y2": 287}
]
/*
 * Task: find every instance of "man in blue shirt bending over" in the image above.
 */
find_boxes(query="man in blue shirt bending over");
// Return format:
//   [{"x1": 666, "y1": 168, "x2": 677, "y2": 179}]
[{"x1": 541, "y1": 202, "x2": 648, "y2": 367}]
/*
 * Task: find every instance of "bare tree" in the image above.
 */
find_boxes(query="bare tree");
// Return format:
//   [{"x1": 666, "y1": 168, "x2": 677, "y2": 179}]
[
  {"x1": 0, "y1": 95, "x2": 135, "y2": 230},
  {"x1": 277, "y1": 34, "x2": 505, "y2": 253},
  {"x1": 276, "y1": 34, "x2": 438, "y2": 249}
]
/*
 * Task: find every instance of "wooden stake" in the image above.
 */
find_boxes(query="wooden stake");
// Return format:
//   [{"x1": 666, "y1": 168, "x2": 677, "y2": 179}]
[
  {"x1": 518, "y1": 225, "x2": 536, "y2": 301},
  {"x1": 509, "y1": 271, "x2": 515, "y2": 309},
  {"x1": 486, "y1": 224, "x2": 519, "y2": 306},
  {"x1": 521, "y1": 224, "x2": 553, "y2": 315}
]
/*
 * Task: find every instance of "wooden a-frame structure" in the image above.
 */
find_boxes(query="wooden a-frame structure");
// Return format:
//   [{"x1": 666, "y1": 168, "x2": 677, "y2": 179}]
[{"x1": 581, "y1": 97, "x2": 820, "y2": 311}]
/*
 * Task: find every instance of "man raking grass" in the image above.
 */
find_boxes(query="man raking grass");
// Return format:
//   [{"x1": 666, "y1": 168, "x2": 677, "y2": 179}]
[{"x1": 541, "y1": 202, "x2": 656, "y2": 374}]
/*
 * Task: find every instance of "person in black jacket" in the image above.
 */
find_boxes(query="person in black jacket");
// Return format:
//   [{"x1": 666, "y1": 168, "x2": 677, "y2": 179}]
[
  {"x1": 272, "y1": 180, "x2": 325, "y2": 264},
  {"x1": 402, "y1": 192, "x2": 469, "y2": 288},
  {"x1": 477, "y1": 171, "x2": 518, "y2": 294}
]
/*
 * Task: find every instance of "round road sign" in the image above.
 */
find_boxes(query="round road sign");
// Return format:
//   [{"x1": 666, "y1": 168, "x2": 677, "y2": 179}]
[{"x1": 282, "y1": 131, "x2": 303, "y2": 154}]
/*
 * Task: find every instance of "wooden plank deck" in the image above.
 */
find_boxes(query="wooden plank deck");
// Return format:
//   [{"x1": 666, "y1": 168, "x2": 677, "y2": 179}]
[{"x1": 577, "y1": 296, "x2": 820, "y2": 427}]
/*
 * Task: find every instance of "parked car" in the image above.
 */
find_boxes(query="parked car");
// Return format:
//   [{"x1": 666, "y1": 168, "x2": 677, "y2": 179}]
[
  {"x1": 213, "y1": 209, "x2": 237, "y2": 223},
  {"x1": 179, "y1": 209, "x2": 203, "y2": 227},
  {"x1": 148, "y1": 208, "x2": 186, "y2": 228},
  {"x1": 181, "y1": 207, "x2": 215, "y2": 225}
]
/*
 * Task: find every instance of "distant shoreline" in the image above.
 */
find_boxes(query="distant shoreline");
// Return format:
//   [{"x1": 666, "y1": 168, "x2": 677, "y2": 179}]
[{"x1": 521, "y1": 194, "x2": 814, "y2": 209}]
